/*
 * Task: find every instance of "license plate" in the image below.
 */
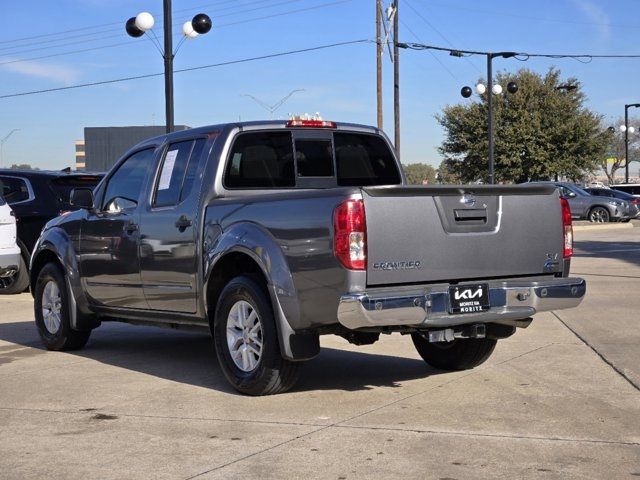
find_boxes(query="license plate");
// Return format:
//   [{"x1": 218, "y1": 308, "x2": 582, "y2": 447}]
[{"x1": 448, "y1": 283, "x2": 490, "y2": 314}]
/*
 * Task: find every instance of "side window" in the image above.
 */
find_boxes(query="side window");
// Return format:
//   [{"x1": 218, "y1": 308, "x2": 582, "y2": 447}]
[
  {"x1": 153, "y1": 140, "x2": 197, "y2": 207},
  {"x1": 0, "y1": 176, "x2": 30, "y2": 204},
  {"x1": 224, "y1": 132, "x2": 294, "y2": 188},
  {"x1": 334, "y1": 133, "x2": 401, "y2": 186},
  {"x1": 295, "y1": 139, "x2": 334, "y2": 177},
  {"x1": 102, "y1": 148, "x2": 155, "y2": 212},
  {"x1": 180, "y1": 139, "x2": 206, "y2": 202}
]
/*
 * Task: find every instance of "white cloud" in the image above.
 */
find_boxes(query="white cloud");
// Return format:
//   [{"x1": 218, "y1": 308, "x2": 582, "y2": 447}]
[
  {"x1": 1, "y1": 59, "x2": 80, "y2": 84},
  {"x1": 570, "y1": 0, "x2": 610, "y2": 38}
]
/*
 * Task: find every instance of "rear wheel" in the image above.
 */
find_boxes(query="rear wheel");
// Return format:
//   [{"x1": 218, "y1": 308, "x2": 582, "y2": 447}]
[
  {"x1": 34, "y1": 263, "x2": 91, "y2": 351},
  {"x1": 0, "y1": 254, "x2": 29, "y2": 294},
  {"x1": 213, "y1": 276, "x2": 300, "y2": 395},
  {"x1": 588, "y1": 206, "x2": 610, "y2": 223},
  {"x1": 411, "y1": 334, "x2": 497, "y2": 371}
]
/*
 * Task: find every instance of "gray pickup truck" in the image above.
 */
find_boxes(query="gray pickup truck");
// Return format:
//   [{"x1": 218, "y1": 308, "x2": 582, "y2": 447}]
[{"x1": 30, "y1": 120, "x2": 586, "y2": 395}]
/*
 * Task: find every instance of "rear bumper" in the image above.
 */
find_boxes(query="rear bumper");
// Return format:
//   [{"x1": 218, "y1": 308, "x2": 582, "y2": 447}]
[
  {"x1": 337, "y1": 277, "x2": 586, "y2": 330},
  {"x1": 0, "y1": 248, "x2": 21, "y2": 278}
]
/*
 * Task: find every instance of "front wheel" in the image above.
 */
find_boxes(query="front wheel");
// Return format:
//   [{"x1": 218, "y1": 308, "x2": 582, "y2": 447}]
[
  {"x1": 588, "y1": 206, "x2": 610, "y2": 223},
  {"x1": 411, "y1": 334, "x2": 497, "y2": 371},
  {"x1": 213, "y1": 276, "x2": 300, "y2": 395},
  {"x1": 34, "y1": 263, "x2": 91, "y2": 351}
]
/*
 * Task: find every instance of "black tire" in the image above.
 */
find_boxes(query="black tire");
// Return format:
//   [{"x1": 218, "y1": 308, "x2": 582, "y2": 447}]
[
  {"x1": 411, "y1": 334, "x2": 497, "y2": 371},
  {"x1": 588, "y1": 206, "x2": 610, "y2": 223},
  {"x1": 621, "y1": 218, "x2": 631, "y2": 223},
  {"x1": 34, "y1": 263, "x2": 91, "y2": 351},
  {"x1": 213, "y1": 276, "x2": 300, "y2": 396},
  {"x1": 0, "y1": 254, "x2": 29, "y2": 294}
]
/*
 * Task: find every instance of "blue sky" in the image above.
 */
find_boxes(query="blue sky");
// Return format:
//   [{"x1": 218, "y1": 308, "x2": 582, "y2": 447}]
[{"x1": 0, "y1": 0, "x2": 638, "y2": 170}]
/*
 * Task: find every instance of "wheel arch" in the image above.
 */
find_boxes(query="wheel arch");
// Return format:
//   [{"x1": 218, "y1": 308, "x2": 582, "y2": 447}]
[
  {"x1": 203, "y1": 222, "x2": 319, "y2": 361},
  {"x1": 30, "y1": 228, "x2": 98, "y2": 331}
]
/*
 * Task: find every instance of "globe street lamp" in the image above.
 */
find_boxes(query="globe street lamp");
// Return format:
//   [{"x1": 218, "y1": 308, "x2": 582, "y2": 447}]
[
  {"x1": 620, "y1": 103, "x2": 640, "y2": 183},
  {"x1": 460, "y1": 66, "x2": 518, "y2": 184},
  {"x1": 126, "y1": 3, "x2": 212, "y2": 134}
]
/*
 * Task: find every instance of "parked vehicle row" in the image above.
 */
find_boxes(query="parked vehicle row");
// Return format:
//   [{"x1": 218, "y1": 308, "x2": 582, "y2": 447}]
[
  {"x1": 532, "y1": 181, "x2": 635, "y2": 223},
  {"x1": 29, "y1": 119, "x2": 585, "y2": 395},
  {"x1": 0, "y1": 170, "x2": 103, "y2": 294}
]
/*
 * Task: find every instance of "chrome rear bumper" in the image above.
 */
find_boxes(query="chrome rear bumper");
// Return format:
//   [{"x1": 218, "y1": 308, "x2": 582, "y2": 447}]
[{"x1": 337, "y1": 277, "x2": 586, "y2": 330}]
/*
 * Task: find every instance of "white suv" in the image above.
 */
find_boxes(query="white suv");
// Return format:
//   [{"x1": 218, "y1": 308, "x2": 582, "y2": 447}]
[{"x1": 0, "y1": 195, "x2": 23, "y2": 289}]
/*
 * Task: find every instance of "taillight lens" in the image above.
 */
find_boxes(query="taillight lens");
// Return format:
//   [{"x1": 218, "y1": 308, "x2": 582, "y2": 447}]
[
  {"x1": 333, "y1": 199, "x2": 366, "y2": 270},
  {"x1": 560, "y1": 197, "x2": 573, "y2": 258}
]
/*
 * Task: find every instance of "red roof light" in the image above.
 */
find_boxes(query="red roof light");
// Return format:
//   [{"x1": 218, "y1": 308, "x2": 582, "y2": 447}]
[{"x1": 286, "y1": 119, "x2": 337, "y2": 128}]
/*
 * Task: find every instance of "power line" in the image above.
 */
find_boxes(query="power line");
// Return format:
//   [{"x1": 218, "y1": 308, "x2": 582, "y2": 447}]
[
  {"x1": 0, "y1": 0, "x2": 310, "y2": 57},
  {"x1": 399, "y1": 19, "x2": 460, "y2": 82},
  {"x1": 0, "y1": 0, "x2": 256, "y2": 45},
  {"x1": 419, "y1": 0, "x2": 640, "y2": 31},
  {"x1": 0, "y1": 39, "x2": 371, "y2": 100},
  {"x1": 404, "y1": 0, "x2": 482, "y2": 75},
  {"x1": 0, "y1": 0, "x2": 354, "y2": 66},
  {"x1": 399, "y1": 42, "x2": 640, "y2": 60}
]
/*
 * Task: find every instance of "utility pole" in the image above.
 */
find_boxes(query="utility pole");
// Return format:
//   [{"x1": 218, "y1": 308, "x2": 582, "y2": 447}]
[
  {"x1": 393, "y1": 0, "x2": 400, "y2": 159},
  {"x1": 376, "y1": 0, "x2": 383, "y2": 130},
  {"x1": 163, "y1": 0, "x2": 174, "y2": 134}
]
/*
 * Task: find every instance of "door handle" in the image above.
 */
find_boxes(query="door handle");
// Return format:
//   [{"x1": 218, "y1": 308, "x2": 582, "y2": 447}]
[
  {"x1": 175, "y1": 215, "x2": 192, "y2": 232},
  {"x1": 125, "y1": 222, "x2": 138, "y2": 234}
]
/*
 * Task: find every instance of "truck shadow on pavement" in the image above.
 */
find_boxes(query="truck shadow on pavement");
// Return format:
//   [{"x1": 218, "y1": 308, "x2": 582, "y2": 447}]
[
  {"x1": 573, "y1": 240, "x2": 640, "y2": 267},
  {"x1": 0, "y1": 320, "x2": 441, "y2": 394}
]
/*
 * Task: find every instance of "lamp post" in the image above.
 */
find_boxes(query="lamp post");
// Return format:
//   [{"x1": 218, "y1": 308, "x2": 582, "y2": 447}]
[
  {"x1": 620, "y1": 104, "x2": 640, "y2": 183},
  {"x1": 0, "y1": 129, "x2": 20, "y2": 168},
  {"x1": 460, "y1": 52, "x2": 518, "y2": 184},
  {"x1": 126, "y1": 2, "x2": 212, "y2": 134}
]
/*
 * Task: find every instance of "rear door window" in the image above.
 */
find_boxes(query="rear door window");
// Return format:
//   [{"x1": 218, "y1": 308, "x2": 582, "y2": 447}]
[
  {"x1": 0, "y1": 176, "x2": 31, "y2": 204},
  {"x1": 334, "y1": 133, "x2": 401, "y2": 186},
  {"x1": 224, "y1": 132, "x2": 294, "y2": 188}
]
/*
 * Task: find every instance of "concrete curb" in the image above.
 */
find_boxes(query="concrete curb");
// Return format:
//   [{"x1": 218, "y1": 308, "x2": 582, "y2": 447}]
[{"x1": 573, "y1": 222, "x2": 635, "y2": 232}]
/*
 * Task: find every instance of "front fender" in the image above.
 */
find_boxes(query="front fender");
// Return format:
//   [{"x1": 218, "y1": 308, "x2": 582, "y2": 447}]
[{"x1": 30, "y1": 227, "x2": 97, "y2": 330}]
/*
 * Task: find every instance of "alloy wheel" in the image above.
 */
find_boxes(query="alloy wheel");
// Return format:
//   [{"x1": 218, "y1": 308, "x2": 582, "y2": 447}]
[{"x1": 226, "y1": 300, "x2": 263, "y2": 372}]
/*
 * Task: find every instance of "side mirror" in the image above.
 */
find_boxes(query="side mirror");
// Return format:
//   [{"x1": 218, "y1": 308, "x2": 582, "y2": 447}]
[
  {"x1": 70, "y1": 188, "x2": 94, "y2": 210},
  {"x1": 566, "y1": 191, "x2": 577, "y2": 198}
]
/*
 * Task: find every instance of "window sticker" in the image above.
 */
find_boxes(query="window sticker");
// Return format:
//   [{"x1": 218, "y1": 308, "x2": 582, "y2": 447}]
[{"x1": 158, "y1": 149, "x2": 179, "y2": 190}]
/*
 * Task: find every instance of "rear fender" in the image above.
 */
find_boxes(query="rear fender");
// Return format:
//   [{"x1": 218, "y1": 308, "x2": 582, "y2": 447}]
[{"x1": 204, "y1": 221, "x2": 319, "y2": 361}]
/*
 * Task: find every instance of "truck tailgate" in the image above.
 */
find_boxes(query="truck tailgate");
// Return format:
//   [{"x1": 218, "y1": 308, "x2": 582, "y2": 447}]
[{"x1": 362, "y1": 184, "x2": 563, "y2": 286}]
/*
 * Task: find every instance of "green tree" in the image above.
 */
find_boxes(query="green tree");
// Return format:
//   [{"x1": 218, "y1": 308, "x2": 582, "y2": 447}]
[
  {"x1": 436, "y1": 68, "x2": 608, "y2": 183},
  {"x1": 9, "y1": 163, "x2": 36, "y2": 170},
  {"x1": 402, "y1": 162, "x2": 436, "y2": 184},
  {"x1": 436, "y1": 159, "x2": 460, "y2": 184}
]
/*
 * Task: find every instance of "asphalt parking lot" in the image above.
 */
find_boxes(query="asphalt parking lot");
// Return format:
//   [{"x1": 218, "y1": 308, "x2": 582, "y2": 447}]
[{"x1": 1, "y1": 227, "x2": 639, "y2": 479}]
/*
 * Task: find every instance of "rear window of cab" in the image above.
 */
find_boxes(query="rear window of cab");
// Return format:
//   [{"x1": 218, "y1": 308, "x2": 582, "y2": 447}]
[{"x1": 223, "y1": 131, "x2": 401, "y2": 189}]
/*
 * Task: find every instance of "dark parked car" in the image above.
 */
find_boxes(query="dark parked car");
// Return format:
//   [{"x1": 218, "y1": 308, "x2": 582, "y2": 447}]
[
  {"x1": 584, "y1": 187, "x2": 640, "y2": 220},
  {"x1": 30, "y1": 120, "x2": 585, "y2": 395},
  {"x1": 531, "y1": 181, "x2": 630, "y2": 223},
  {"x1": 0, "y1": 169, "x2": 103, "y2": 294},
  {"x1": 611, "y1": 183, "x2": 640, "y2": 197}
]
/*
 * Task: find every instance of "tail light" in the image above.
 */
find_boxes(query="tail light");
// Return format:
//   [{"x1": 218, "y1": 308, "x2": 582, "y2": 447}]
[
  {"x1": 560, "y1": 197, "x2": 573, "y2": 258},
  {"x1": 333, "y1": 199, "x2": 366, "y2": 270},
  {"x1": 631, "y1": 198, "x2": 640, "y2": 205}
]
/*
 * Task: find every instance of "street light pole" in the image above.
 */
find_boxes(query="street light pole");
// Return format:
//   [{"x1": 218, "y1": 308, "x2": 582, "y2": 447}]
[
  {"x1": 487, "y1": 54, "x2": 494, "y2": 184},
  {"x1": 624, "y1": 103, "x2": 640, "y2": 183},
  {"x1": 126, "y1": 6, "x2": 211, "y2": 135},
  {"x1": 163, "y1": 0, "x2": 174, "y2": 134}
]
